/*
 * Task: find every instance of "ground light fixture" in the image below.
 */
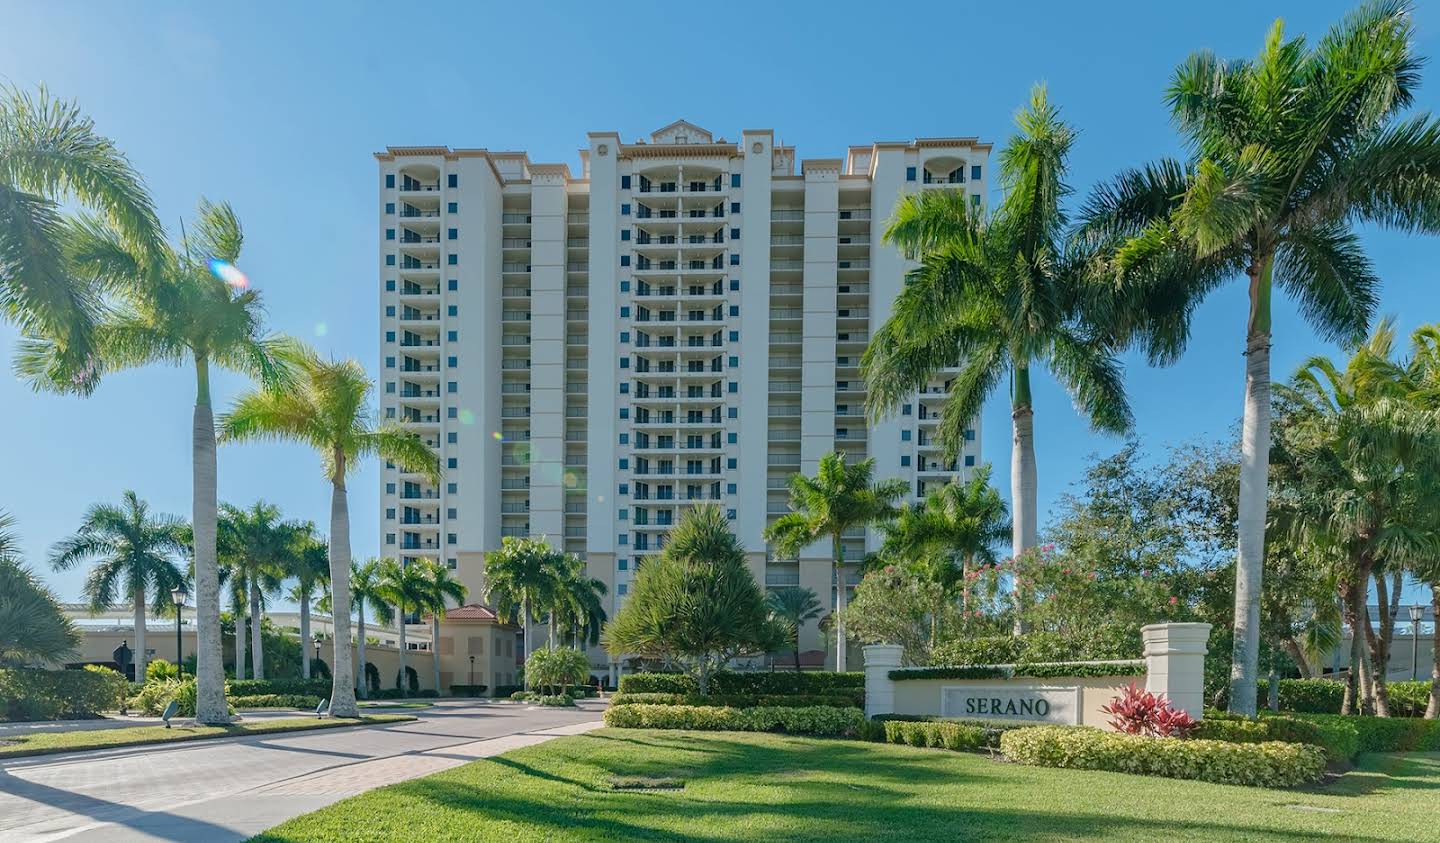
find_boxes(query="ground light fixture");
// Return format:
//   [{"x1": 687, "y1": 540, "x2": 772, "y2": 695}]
[
  {"x1": 169, "y1": 584, "x2": 188, "y2": 677},
  {"x1": 1409, "y1": 603, "x2": 1426, "y2": 681},
  {"x1": 161, "y1": 699, "x2": 178, "y2": 729}
]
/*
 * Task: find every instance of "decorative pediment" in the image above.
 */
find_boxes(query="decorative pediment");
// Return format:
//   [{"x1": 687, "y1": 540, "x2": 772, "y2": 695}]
[{"x1": 650, "y1": 120, "x2": 713, "y2": 145}]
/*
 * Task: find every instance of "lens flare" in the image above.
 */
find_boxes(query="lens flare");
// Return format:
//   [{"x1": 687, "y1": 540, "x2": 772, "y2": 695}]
[
  {"x1": 208, "y1": 259, "x2": 249, "y2": 290},
  {"x1": 459, "y1": 409, "x2": 475, "y2": 425},
  {"x1": 314, "y1": 322, "x2": 329, "y2": 337},
  {"x1": 491, "y1": 431, "x2": 504, "y2": 441}
]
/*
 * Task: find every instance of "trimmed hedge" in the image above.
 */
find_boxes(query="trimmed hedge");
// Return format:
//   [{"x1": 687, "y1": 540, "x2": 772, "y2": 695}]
[
  {"x1": 881, "y1": 719, "x2": 989, "y2": 752},
  {"x1": 449, "y1": 684, "x2": 488, "y2": 697},
  {"x1": 538, "y1": 694, "x2": 576, "y2": 707},
  {"x1": 618, "y1": 672, "x2": 864, "y2": 696},
  {"x1": 1291, "y1": 712, "x2": 1440, "y2": 755},
  {"x1": 890, "y1": 661, "x2": 1144, "y2": 682},
  {"x1": 1000, "y1": 726, "x2": 1326, "y2": 788},
  {"x1": 1196, "y1": 711, "x2": 1357, "y2": 766},
  {"x1": 0, "y1": 667, "x2": 129, "y2": 721},
  {"x1": 609, "y1": 692, "x2": 863, "y2": 709},
  {"x1": 868, "y1": 714, "x2": 1032, "y2": 749},
  {"x1": 231, "y1": 694, "x2": 323, "y2": 710},
  {"x1": 227, "y1": 678, "x2": 333, "y2": 698},
  {"x1": 1243, "y1": 678, "x2": 1431, "y2": 717},
  {"x1": 604, "y1": 703, "x2": 864, "y2": 737}
]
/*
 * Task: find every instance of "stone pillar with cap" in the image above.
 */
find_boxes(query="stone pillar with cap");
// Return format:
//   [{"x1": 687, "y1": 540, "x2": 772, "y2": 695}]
[
  {"x1": 1142, "y1": 622, "x2": 1212, "y2": 719},
  {"x1": 863, "y1": 644, "x2": 904, "y2": 718}
]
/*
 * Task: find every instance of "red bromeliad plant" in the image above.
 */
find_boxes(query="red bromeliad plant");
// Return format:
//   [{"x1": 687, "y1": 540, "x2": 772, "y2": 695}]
[{"x1": 1101, "y1": 683, "x2": 1196, "y2": 738}]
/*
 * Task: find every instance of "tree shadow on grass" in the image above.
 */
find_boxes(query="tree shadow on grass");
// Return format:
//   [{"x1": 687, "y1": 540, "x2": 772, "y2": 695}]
[{"x1": 1314, "y1": 753, "x2": 1440, "y2": 798}]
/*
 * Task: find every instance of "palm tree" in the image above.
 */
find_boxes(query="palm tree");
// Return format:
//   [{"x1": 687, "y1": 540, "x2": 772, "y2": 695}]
[
  {"x1": 555, "y1": 561, "x2": 608, "y2": 652},
  {"x1": 0, "y1": 510, "x2": 81, "y2": 667},
  {"x1": 375, "y1": 558, "x2": 429, "y2": 697},
  {"x1": 288, "y1": 529, "x2": 330, "y2": 680},
  {"x1": 1079, "y1": 2, "x2": 1440, "y2": 716},
  {"x1": 864, "y1": 86, "x2": 1132, "y2": 636},
  {"x1": 767, "y1": 587, "x2": 823, "y2": 672},
  {"x1": 416, "y1": 559, "x2": 468, "y2": 694},
  {"x1": 18, "y1": 200, "x2": 292, "y2": 723},
  {"x1": 48, "y1": 491, "x2": 188, "y2": 680},
  {"x1": 483, "y1": 536, "x2": 568, "y2": 675},
  {"x1": 763, "y1": 451, "x2": 907, "y2": 671},
  {"x1": 219, "y1": 346, "x2": 438, "y2": 717},
  {"x1": 0, "y1": 84, "x2": 163, "y2": 374},
  {"x1": 217, "y1": 555, "x2": 255, "y2": 679},
  {"x1": 881, "y1": 465, "x2": 1011, "y2": 635},
  {"x1": 346, "y1": 558, "x2": 393, "y2": 699},
  {"x1": 216, "y1": 501, "x2": 301, "y2": 681}
]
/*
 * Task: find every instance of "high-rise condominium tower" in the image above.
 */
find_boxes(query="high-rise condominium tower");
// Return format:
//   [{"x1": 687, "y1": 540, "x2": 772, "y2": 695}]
[{"x1": 376, "y1": 121, "x2": 988, "y2": 677}]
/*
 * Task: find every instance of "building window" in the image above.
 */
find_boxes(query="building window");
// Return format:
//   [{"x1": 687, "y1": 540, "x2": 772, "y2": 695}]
[
  {"x1": 447, "y1": 457, "x2": 457, "y2": 469},
  {"x1": 447, "y1": 432, "x2": 457, "y2": 443},
  {"x1": 618, "y1": 558, "x2": 628, "y2": 571},
  {"x1": 447, "y1": 305, "x2": 457, "y2": 317},
  {"x1": 621, "y1": 203, "x2": 631, "y2": 215},
  {"x1": 729, "y1": 331, "x2": 738, "y2": 342},
  {"x1": 619, "y1": 357, "x2": 629, "y2": 370},
  {"x1": 727, "y1": 458, "x2": 737, "y2": 469},
  {"x1": 619, "y1": 534, "x2": 628, "y2": 546},
  {"x1": 901, "y1": 455, "x2": 911, "y2": 467},
  {"x1": 620, "y1": 255, "x2": 630, "y2": 267},
  {"x1": 972, "y1": 194, "x2": 982, "y2": 207},
  {"x1": 447, "y1": 482, "x2": 458, "y2": 493},
  {"x1": 619, "y1": 331, "x2": 630, "y2": 343},
  {"x1": 447, "y1": 507, "x2": 458, "y2": 519},
  {"x1": 730, "y1": 202, "x2": 740, "y2": 213},
  {"x1": 902, "y1": 403, "x2": 912, "y2": 416},
  {"x1": 729, "y1": 305, "x2": 739, "y2": 317},
  {"x1": 448, "y1": 330, "x2": 458, "y2": 341},
  {"x1": 727, "y1": 483, "x2": 737, "y2": 494},
  {"x1": 448, "y1": 228, "x2": 458, "y2": 240},
  {"x1": 447, "y1": 355, "x2": 457, "y2": 367},
  {"x1": 448, "y1": 407, "x2": 458, "y2": 418},
  {"x1": 385, "y1": 508, "x2": 395, "y2": 519},
  {"x1": 621, "y1": 175, "x2": 631, "y2": 189},
  {"x1": 448, "y1": 254, "x2": 458, "y2": 265},
  {"x1": 730, "y1": 227, "x2": 740, "y2": 240},
  {"x1": 729, "y1": 254, "x2": 739, "y2": 266},
  {"x1": 620, "y1": 280, "x2": 630, "y2": 292},
  {"x1": 965, "y1": 455, "x2": 976, "y2": 467},
  {"x1": 447, "y1": 558, "x2": 457, "y2": 570},
  {"x1": 726, "y1": 509, "x2": 736, "y2": 519},
  {"x1": 447, "y1": 174, "x2": 458, "y2": 188},
  {"x1": 728, "y1": 382, "x2": 737, "y2": 394},
  {"x1": 385, "y1": 279, "x2": 396, "y2": 291},
  {"x1": 906, "y1": 166, "x2": 917, "y2": 181},
  {"x1": 619, "y1": 408, "x2": 629, "y2": 419},
  {"x1": 971, "y1": 165, "x2": 982, "y2": 181},
  {"x1": 384, "y1": 331, "x2": 395, "y2": 342},
  {"x1": 385, "y1": 305, "x2": 395, "y2": 317},
  {"x1": 385, "y1": 356, "x2": 395, "y2": 368},
  {"x1": 727, "y1": 432, "x2": 737, "y2": 444},
  {"x1": 385, "y1": 533, "x2": 395, "y2": 544},
  {"x1": 618, "y1": 509, "x2": 628, "y2": 521},
  {"x1": 619, "y1": 458, "x2": 628, "y2": 469},
  {"x1": 731, "y1": 174, "x2": 741, "y2": 188},
  {"x1": 448, "y1": 279, "x2": 458, "y2": 291},
  {"x1": 618, "y1": 583, "x2": 628, "y2": 595},
  {"x1": 728, "y1": 356, "x2": 738, "y2": 367},
  {"x1": 447, "y1": 382, "x2": 457, "y2": 393},
  {"x1": 619, "y1": 483, "x2": 628, "y2": 494},
  {"x1": 728, "y1": 407, "x2": 737, "y2": 419},
  {"x1": 448, "y1": 202, "x2": 458, "y2": 213},
  {"x1": 619, "y1": 433, "x2": 629, "y2": 444},
  {"x1": 386, "y1": 482, "x2": 396, "y2": 493},
  {"x1": 621, "y1": 230, "x2": 630, "y2": 241},
  {"x1": 385, "y1": 203, "x2": 395, "y2": 214},
  {"x1": 447, "y1": 533, "x2": 457, "y2": 545},
  {"x1": 965, "y1": 428, "x2": 976, "y2": 441},
  {"x1": 620, "y1": 306, "x2": 630, "y2": 318},
  {"x1": 729, "y1": 279, "x2": 739, "y2": 291},
  {"x1": 901, "y1": 429, "x2": 911, "y2": 442},
  {"x1": 385, "y1": 174, "x2": 395, "y2": 189},
  {"x1": 385, "y1": 255, "x2": 395, "y2": 265}
]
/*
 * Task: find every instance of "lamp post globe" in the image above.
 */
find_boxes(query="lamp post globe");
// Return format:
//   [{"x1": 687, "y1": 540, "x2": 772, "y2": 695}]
[
  {"x1": 1409, "y1": 604, "x2": 1425, "y2": 681},
  {"x1": 169, "y1": 585, "x2": 188, "y2": 677}
]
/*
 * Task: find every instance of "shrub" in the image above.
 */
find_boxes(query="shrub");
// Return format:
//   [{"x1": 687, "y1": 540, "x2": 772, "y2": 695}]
[
  {"x1": 1197, "y1": 711, "x2": 1358, "y2": 765},
  {"x1": 1000, "y1": 726, "x2": 1327, "y2": 788},
  {"x1": 0, "y1": 667, "x2": 129, "y2": 721},
  {"x1": 890, "y1": 662, "x2": 1144, "y2": 682},
  {"x1": 526, "y1": 647, "x2": 590, "y2": 694},
  {"x1": 881, "y1": 720, "x2": 989, "y2": 752},
  {"x1": 609, "y1": 692, "x2": 861, "y2": 709},
  {"x1": 1386, "y1": 680, "x2": 1434, "y2": 718},
  {"x1": 618, "y1": 671, "x2": 864, "y2": 697},
  {"x1": 417, "y1": 689, "x2": 439, "y2": 698},
  {"x1": 493, "y1": 684, "x2": 524, "y2": 698},
  {"x1": 604, "y1": 704, "x2": 864, "y2": 737},
  {"x1": 869, "y1": 714, "x2": 1032, "y2": 749},
  {"x1": 1291, "y1": 712, "x2": 1440, "y2": 754},
  {"x1": 230, "y1": 694, "x2": 322, "y2": 709},
  {"x1": 1101, "y1": 683, "x2": 1196, "y2": 738},
  {"x1": 449, "y1": 684, "x2": 488, "y2": 697},
  {"x1": 369, "y1": 687, "x2": 406, "y2": 700},
  {"x1": 538, "y1": 694, "x2": 576, "y2": 707},
  {"x1": 145, "y1": 660, "x2": 180, "y2": 683},
  {"x1": 226, "y1": 678, "x2": 332, "y2": 698},
  {"x1": 511, "y1": 691, "x2": 536, "y2": 702}
]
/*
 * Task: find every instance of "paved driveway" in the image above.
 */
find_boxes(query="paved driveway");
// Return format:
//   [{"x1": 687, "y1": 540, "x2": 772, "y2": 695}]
[{"x1": 0, "y1": 699, "x2": 605, "y2": 842}]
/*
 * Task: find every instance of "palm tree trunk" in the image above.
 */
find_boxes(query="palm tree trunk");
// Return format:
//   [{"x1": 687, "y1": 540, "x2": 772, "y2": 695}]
[
  {"x1": 356, "y1": 601, "x2": 368, "y2": 700},
  {"x1": 1011, "y1": 367, "x2": 1037, "y2": 636},
  {"x1": 521, "y1": 595, "x2": 532, "y2": 689},
  {"x1": 249, "y1": 578, "x2": 264, "y2": 680},
  {"x1": 235, "y1": 607, "x2": 247, "y2": 680},
  {"x1": 1283, "y1": 638, "x2": 1314, "y2": 680},
  {"x1": 432, "y1": 614, "x2": 442, "y2": 695},
  {"x1": 1426, "y1": 584, "x2": 1438, "y2": 719},
  {"x1": 1343, "y1": 568, "x2": 1375, "y2": 715},
  {"x1": 133, "y1": 589, "x2": 148, "y2": 682},
  {"x1": 396, "y1": 602, "x2": 408, "y2": 697},
  {"x1": 299, "y1": 587, "x2": 311, "y2": 680},
  {"x1": 1229, "y1": 259, "x2": 1272, "y2": 718},
  {"x1": 327, "y1": 466, "x2": 358, "y2": 717},
  {"x1": 192, "y1": 359, "x2": 228, "y2": 724},
  {"x1": 833, "y1": 534, "x2": 848, "y2": 672},
  {"x1": 1370, "y1": 571, "x2": 1395, "y2": 717}
]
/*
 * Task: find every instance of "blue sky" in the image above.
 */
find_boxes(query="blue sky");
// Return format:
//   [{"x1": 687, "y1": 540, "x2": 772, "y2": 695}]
[{"x1": 3, "y1": 1, "x2": 1438, "y2": 605}]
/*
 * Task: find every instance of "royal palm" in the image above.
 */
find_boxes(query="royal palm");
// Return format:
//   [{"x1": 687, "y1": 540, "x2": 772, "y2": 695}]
[
  {"x1": 1080, "y1": 1, "x2": 1439, "y2": 715},
  {"x1": 767, "y1": 587, "x2": 822, "y2": 672},
  {"x1": 329, "y1": 558, "x2": 395, "y2": 699},
  {"x1": 221, "y1": 347, "x2": 439, "y2": 716},
  {"x1": 217, "y1": 500, "x2": 301, "y2": 680},
  {"x1": 19, "y1": 200, "x2": 291, "y2": 724},
  {"x1": 49, "y1": 491, "x2": 187, "y2": 679},
  {"x1": 483, "y1": 536, "x2": 568, "y2": 673},
  {"x1": 863, "y1": 86, "x2": 1132, "y2": 635},
  {"x1": 375, "y1": 557, "x2": 429, "y2": 696},
  {"x1": 416, "y1": 559, "x2": 467, "y2": 694},
  {"x1": 764, "y1": 451, "x2": 906, "y2": 671},
  {"x1": 288, "y1": 530, "x2": 331, "y2": 680}
]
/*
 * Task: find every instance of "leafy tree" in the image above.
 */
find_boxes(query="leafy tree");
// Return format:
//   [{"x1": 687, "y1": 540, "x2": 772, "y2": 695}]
[
  {"x1": 0, "y1": 84, "x2": 162, "y2": 373},
  {"x1": 525, "y1": 645, "x2": 589, "y2": 694},
  {"x1": 220, "y1": 345, "x2": 438, "y2": 717},
  {"x1": 865, "y1": 86, "x2": 1134, "y2": 634},
  {"x1": 767, "y1": 587, "x2": 822, "y2": 672},
  {"x1": 764, "y1": 451, "x2": 906, "y2": 670},
  {"x1": 416, "y1": 558, "x2": 467, "y2": 694},
  {"x1": 841, "y1": 566, "x2": 957, "y2": 666},
  {"x1": 216, "y1": 501, "x2": 302, "y2": 681},
  {"x1": 1080, "y1": 1, "x2": 1440, "y2": 715},
  {"x1": 48, "y1": 490, "x2": 187, "y2": 680},
  {"x1": 0, "y1": 511, "x2": 80, "y2": 666},
  {"x1": 1403, "y1": 324, "x2": 1440, "y2": 717},
  {"x1": 375, "y1": 558, "x2": 429, "y2": 698},
  {"x1": 483, "y1": 536, "x2": 568, "y2": 672},
  {"x1": 605, "y1": 505, "x2": 786, "y2": 693},
  {"x1": 18, "y1": 199, "x2": 292, "y2": 724}
]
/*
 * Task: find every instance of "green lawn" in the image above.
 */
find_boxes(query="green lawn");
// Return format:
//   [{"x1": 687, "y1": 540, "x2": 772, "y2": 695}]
[
  {"x1": 250, "y1": 729, "x2": 1439, "y2": 842},
  {"x1": 0, "y1": 714, "x2": 414, "y2": 759}
]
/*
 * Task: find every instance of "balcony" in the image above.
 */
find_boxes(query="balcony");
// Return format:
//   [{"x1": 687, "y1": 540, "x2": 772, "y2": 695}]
[
  {"x1": 399, "y1": 207, "x2": 440, "y2": 219},
  {"x1": 399, "y1": 181, "x2": 441, "y2": 192},
  {"x1": 502, "y1": 213, "x2": 532, "y2": 224}
]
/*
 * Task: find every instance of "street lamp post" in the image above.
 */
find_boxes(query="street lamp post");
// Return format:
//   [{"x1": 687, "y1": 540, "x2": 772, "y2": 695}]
[
  {"x1": 1409, "y1": 604, "x2": 1425, "y2": 681},
  {"x1": 313, "y1": 637, "x2": 322, "y2": 676},
  {"x1": 169, "y1": 585, "x2": 188, "y2": 677},
  {"x1": 469, "y1": 655, "x2": 475, "y2": 688}
]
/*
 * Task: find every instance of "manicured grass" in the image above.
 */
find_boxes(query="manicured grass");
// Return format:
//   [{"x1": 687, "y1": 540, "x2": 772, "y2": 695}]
[
  {"x1": 250, "y1": 729, "x2": 1440, "y2": 842},
  {"x1": 0, "y1": 714, "x2": 414, "y2": 759}
]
